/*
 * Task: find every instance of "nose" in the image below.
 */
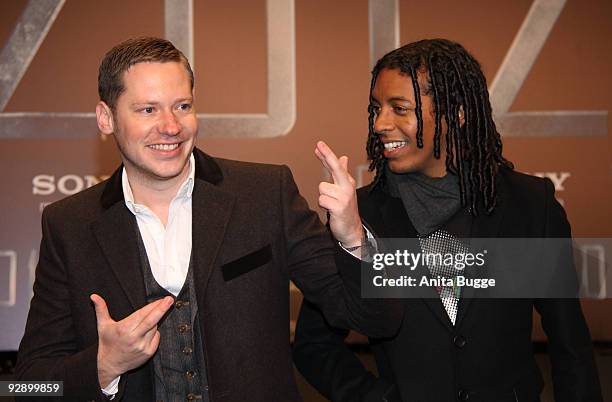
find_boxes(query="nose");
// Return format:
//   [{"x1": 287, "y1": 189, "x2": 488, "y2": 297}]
[
  {"x1": 159, "y1": 110, "x2": 181, "y2": 136},
  {"x1": 373, "y1": 108, "x2": 393, "y2": 135}
]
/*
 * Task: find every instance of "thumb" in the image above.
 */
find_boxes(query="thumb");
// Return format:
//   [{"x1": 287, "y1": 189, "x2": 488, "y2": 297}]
[
  {"x1": 339, "y1": 155, "x2": 349, "y2": 172},
  {"x1": 90, "y1": 294, "x2": 112, "y2": 325}
]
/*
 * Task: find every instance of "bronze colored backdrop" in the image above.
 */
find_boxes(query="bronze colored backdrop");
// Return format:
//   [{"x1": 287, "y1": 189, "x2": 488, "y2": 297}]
[{"x1": 0, "y1": 0, "x2": 610, "y2": 351}]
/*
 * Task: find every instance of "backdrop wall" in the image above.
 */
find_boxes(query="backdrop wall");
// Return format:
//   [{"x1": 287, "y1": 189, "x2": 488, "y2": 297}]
[{"x1": 0, "y1": 0, "x2": 611, "y2": 350}]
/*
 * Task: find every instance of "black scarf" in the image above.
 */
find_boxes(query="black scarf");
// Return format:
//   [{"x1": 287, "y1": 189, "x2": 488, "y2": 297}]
[{"x1": 386, "y1": 168, "x2": 461, "y2": 236}]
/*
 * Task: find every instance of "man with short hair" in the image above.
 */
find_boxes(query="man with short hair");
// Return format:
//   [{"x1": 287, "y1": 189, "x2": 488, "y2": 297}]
[
  {"x1": 294, "y1": 39, "x2": 602, "y2": 402},
  {"x1": 15, "y1": 37, "x2": 398, "y2": 402}
]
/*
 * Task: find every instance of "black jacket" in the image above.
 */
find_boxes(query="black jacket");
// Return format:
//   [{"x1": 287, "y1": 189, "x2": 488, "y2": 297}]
[
  {"x1": 293, "y1": 169, "x2": 602, "y2": 402},
  {"x1": 16, "y1": 149, "x2": 400, "y2": 402}
]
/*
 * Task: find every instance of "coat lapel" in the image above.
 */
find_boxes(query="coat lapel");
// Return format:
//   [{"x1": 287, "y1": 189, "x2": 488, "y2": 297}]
[
  {"x1": 92, "y1": 167, "x2": 146, "y2": 311},
  {"x1": 454, "y1": 177, "x2": 506, "y2": 329},
  {"x1": 189, "y1": 149, "x2": 235, "y2": 311},
  {"x1": 191, "y1": 179, "x2": 235, "y2": 309},
  {"x1": 374, "y1": 191, "x2": 454, "y2": 331}
]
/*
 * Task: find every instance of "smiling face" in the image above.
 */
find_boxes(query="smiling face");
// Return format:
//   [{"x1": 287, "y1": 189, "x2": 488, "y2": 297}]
[
  {"x1": 96, "y1": 61, "x2": 197, "y2": 188},
  {"x1": 371, "y1": 68, "x2": 447, "y2": 178}
]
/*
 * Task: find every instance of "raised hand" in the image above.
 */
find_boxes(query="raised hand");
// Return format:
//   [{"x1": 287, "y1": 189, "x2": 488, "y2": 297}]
[
  {"x1": 90, "y1": 294, "x2": 174, "y2": 387},
  {"x1": 315, "y1": 141, "x2": 364, "y2": 250}
]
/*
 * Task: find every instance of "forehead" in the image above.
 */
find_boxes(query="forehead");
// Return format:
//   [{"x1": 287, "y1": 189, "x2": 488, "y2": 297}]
[
  {"x1": 121, "y1": 61, "x2": 191, "y2": 96},
  {"x1": 372, "y1": 68, "x2": 432, "y2": 101},
  {"x1": 372, "y1": 68, "x2": 415, "y2": 100}
]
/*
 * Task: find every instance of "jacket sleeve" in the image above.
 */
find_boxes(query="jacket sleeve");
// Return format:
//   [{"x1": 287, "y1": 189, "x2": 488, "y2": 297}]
[
  {"x1": 14, "y1": 207, "x2": 115, "y2": 402},
  {"x1": 533, "y1": 178, "x2": 603, "y2": 402},
  {"x1": 293, "y1": 300, "x2": 399, "y2": 402},
  {"x1": 278, "y1": 165, "x2": 402, "y2": 338}
]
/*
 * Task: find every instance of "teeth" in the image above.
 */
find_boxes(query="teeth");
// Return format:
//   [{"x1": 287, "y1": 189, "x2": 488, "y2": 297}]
[
  {"x1": 384, "y1": 141, "x2": 407, "y2": 150},
  {"x1": 149, "y1": 143, "x2": 179, "y2": 151}
]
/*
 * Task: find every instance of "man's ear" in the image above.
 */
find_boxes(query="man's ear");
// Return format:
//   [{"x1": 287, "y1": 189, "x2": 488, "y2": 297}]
[
  {"x1": 458, "y1": 105, "x2": 465, "y2": 128},
  {"x1": 96, "y1": 101, "x2": 115, "y2": 136}
]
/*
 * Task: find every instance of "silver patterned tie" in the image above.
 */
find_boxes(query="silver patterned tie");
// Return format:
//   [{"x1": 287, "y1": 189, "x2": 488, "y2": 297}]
[{"x1": 419, "y1": 230, "x2": 468, "y2": 325}]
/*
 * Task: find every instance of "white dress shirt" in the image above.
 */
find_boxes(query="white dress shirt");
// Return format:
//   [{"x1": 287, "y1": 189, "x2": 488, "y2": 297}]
[
  {"x1": 102, "y1": 154, "x2": 195, "y2": 396},
  {"x1": 122, "y1": 154, "x2": 195, "y2": 296}
]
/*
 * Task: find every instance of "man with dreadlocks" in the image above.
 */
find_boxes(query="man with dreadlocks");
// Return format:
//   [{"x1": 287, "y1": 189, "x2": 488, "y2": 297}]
[{"x1": 293, "y1": 39, "x2": 602, "y2": 402}]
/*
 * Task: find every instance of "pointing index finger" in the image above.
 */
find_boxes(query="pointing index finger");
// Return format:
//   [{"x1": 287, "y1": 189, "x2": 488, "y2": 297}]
[
  {"x1": 316, "y1": 141, "x2": 350, "y2": 187},
  {"x1": 123, "y1": 296, "x2": 173, "y2": 333},
  {"x1": 134, "y1": 296, "x2": 174, "y2": 335}
]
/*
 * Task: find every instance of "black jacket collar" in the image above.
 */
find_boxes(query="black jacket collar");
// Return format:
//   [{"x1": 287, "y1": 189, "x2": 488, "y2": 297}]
[{"x1": 100, "y1": 147, "x2": 223, "y2": 209}]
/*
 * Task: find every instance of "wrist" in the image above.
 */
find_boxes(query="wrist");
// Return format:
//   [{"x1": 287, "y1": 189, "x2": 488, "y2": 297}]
[
  {"x1": 339, "y1": 227, "x2": 365, "y2": 249},
  {"x1": 97, "y1": 352, "x2": 120, "y2": 388}
]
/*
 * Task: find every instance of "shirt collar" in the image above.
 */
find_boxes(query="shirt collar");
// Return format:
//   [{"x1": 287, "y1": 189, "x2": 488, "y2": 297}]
[{"x1": 122, "y1": 153, "x2": 196, "y2": 214}]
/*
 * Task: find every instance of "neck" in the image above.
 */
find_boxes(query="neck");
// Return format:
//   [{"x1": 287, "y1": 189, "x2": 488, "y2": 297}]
[
  {"x1": 422, "y1": 155, "x2": 448, "y2": 178},
  {"x1": 126, "y1": 163, "x2": 190, "y2": 226}
]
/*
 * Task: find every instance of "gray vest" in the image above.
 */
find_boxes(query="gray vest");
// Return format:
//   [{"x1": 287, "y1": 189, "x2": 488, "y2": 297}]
[{"x1": 137, "y1": 233, "x2": 210, "y2": 402}]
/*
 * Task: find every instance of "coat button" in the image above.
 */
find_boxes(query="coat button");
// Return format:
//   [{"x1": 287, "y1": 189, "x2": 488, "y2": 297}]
[
  {"x1": 458, "y1": 389, "x2": 469, "y2": 400},
  {"x1": 453, "y1": 335, "x2": 467, "y2": 348}
]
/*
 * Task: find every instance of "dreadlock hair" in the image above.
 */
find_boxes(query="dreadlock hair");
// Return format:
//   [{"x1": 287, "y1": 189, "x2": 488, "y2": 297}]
[{"x1": 366, "y1": 38, "x2": 513, "y2": 215}]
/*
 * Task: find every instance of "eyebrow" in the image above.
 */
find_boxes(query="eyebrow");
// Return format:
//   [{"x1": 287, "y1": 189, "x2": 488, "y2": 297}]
[
  {"x1": 131, "y1": 98, "x2": 193, "y2": 107},
  {"x1": 388, "y1": 96, "x2": 413, "y2": 104},
  {"x1": 131, "y1": 102, "x2": 160, "y2": 107},
  {"x1": 370, "y1": 96, "x2": 414, "y2": 105}
]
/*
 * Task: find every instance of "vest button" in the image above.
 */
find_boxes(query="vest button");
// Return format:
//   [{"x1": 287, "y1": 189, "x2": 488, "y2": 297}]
[
  {"x1": 458, "y1": 389, "x2": 470, "y2": 400},
  {"x1": 186, "y1": 370, "x2": 196, "y2": 379},
  {"x1": 178, "y1": 324, "x2": 191, "y2": 333},
  {"x1": 175, "y1": 300, "x2": 190, "y2": 308},
  {"x1": 182, "y1": 346, "x2": 193, "y2": 355},
  {"x1": 186, "y1": 393, "x2": 195, "y2": 401}
]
